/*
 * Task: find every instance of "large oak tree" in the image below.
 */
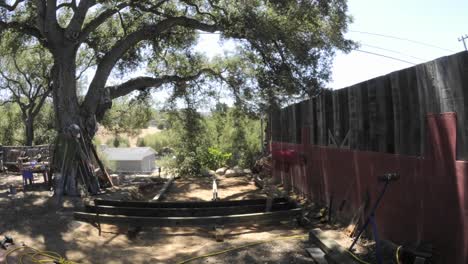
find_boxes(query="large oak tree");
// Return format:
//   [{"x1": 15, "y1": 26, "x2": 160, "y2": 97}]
[{"x1": 0, "y1": 0, "x2": 353, "y2": 190}]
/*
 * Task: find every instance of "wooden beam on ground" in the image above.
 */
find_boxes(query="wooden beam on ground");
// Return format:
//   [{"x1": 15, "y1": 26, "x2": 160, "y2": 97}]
[
  {"x1": 74, "y1": 208, "x2": 302, "y2": 227},
  {"x1": 309, "y1": 228, "x2": 359, "y2": 264},
  {"x1": 85, "y1": 202, "x2": 294, "y2": 217},
  {"x1": 305, "y1": 247, "x2": 328, "y2": 264},
  {"x1": 95, "y1": 197, "x2": 289, "y2": 208},
  {"x1": 152, "y1": 177, "x2": 174, "y2": 201}
]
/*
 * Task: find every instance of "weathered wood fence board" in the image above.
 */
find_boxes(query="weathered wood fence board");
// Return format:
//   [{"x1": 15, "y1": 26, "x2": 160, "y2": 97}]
[{"x1": 271, "y1": 51, "x2": 468, "y2": 159}]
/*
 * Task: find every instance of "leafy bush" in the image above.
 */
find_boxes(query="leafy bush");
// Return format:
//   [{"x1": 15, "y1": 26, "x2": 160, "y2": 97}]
[
  {"x1": 138, "y1": 131, "x2": 175, "y2": 153},
  {"x1": 158, "y1": 155, "x2": 177, "y2": 169},
  {"x1": 204, "y1": 105, "x2": 262, "y2": 168},
  {"x1": 201, "y1": 147, "x2": 232, "y2": 170},
  {"x1": 106, "y1": 136, "x2": 129, "y2": 147}
]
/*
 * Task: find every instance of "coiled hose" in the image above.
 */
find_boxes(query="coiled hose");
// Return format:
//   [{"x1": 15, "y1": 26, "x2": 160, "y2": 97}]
[{"x1": 4, "y1": 246, "x2": 78, "y2": 264}]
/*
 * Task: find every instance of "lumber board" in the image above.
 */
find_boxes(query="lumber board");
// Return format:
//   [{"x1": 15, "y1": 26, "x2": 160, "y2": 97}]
[
  {"x1": 152, "y1": 177, "x2": 174, "y2": 201},
  {"x1": 305, "y1": 247, "x2": 328, "y2": 264},
  {"x1": 85, "y1": 202, "x2": 294, "y2": 217},
  {"x1": 95, "y1": 197, "x2": 289, "y2": 208},
  {"x1": 74, "y1": 208, "x2": 302, "y2": 227},
  {"x1": 310, "y1": 98, "x2": 318, "y2": 145},
  {"x1": 309, "y1": 228, "x2": 359, "y2": 264},
  {"x1": 348, "y1": 84, "x2": 360, "y2": 150},
  {"x1": 367, "y1": 80, "x2": 378, "y2": 152},
  {"x1": 405, "y1": 67, "x2": 421, "y2": 156}
]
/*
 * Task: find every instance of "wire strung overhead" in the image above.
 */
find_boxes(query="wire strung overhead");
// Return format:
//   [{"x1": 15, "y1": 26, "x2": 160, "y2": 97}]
[
  {"x1": 360, "y1": 43, "x2": 428, "y2": 62},
  {"x1": 349, "y1": 30, "x2": 456, "y2": 53},
  {"x1": 355, "y1": 50, "x2": 417, "y2": 65}
]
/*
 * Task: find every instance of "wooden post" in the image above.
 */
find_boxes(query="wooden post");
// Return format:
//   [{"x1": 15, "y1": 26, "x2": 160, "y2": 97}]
[
  {"x1": 89, "y1": 142, "x2": 114, "y2": 187},
  {"x1": 265, "y1": 178, "x2": 273, "y2": 212},
  {"x1": 212, "y1": 177, "x2": 218, "y2": 201}
]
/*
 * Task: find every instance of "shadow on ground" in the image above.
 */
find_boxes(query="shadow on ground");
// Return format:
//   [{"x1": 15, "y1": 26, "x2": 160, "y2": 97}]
[{"x1": 0, "y1": 174, "x2": 309, "y2": 264}]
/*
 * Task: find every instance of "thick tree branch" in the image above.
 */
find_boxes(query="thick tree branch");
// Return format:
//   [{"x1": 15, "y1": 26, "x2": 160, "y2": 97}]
[
  {"x1": 207, "y1": 0, "x2": 227, "y2": 14},
  {"x1": 78, "y1": 2, "x2": 129, "y2": 43},
  {"x1": 82, "y1": 16, "x2": 221, "y2": 113},
  {"x1": 181, "y1": 0, "x2": 217, "y2": 21},
  {"x1": 0, "y1": 68, "x2": 27, "y2": 100},
  {"x1": 0, "y1": 20, "x2": 43, "y2": 40},
  {"x1": 128, "y1": 1, "x2": 169, "y2": 17},
  {"x1": 56, "y1": 1, "x2": 77, "y2": 12},
  {"x1": 11, "y1": 55, "x2": 33, "y2": 98},
  {"x1": 35, "y1": 0, "x2": 46, "y2": 35},
  {"x1": 65, "y1": 0, "x2": 93, "y2": 41},
  {"x1": 0, "y1": 0, "x2": 24, "y2": 11},
  {"x1": 32, "y1": 88, "x2": 52, "y2": 117},
  {"x1": 46, "y1": 0, "x2": 57, "y2": 25},
  {"x1": 0, "y1": 99, "x2": 15, "y2": 106},
  {"x1": 106, "y1": 69, "x2": 217, "y2": 99}
]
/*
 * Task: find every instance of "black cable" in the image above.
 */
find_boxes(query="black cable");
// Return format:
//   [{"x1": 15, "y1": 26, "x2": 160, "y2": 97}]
[
  {"x1": 355, "y1": 49, "x2": 417, "y2": 65},
  {"x1": 350, "y1": 30, "x2": 456, "y2": 53},
  {"x1": 360, "y1": 43, "x2": 427, "y2": 61}
]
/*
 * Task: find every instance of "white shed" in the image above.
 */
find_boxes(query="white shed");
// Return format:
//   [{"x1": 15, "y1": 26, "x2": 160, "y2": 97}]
[{"x1": 102, "y1": 147, "x2": 156, "y2": 173}]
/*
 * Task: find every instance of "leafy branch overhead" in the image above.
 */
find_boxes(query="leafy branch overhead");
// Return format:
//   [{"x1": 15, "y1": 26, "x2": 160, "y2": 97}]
[{"x1": 0, "y1": 0, "x2": 354, "y2": 134}]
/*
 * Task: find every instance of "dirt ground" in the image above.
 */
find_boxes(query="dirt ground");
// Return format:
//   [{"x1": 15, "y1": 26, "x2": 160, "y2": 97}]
[{"x1": 0, "y1": 173, "x2": 313, "y2": 264}]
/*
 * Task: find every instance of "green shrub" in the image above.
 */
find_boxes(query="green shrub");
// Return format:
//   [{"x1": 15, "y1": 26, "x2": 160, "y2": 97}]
[
  {"x1": 139, "y1": 131, "x2": 175, "y2": 153},
  {"x1": 201, "y1": 147, "x2": 232, "y2": 170},
  {"x1": 136, "y1": 137, "x2": 145, "y2": 147},
  {"x1": 106, "y1": 136, "x2": 129, "y2": 148}
]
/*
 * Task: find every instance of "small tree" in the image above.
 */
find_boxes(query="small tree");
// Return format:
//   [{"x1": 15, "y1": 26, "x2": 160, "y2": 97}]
[
  {"x1": 170, "y1": 92, "x2": 208, "y2": 176},
  {"x1": 0, "y1": 41, "x2": 53, "y2": 146}
]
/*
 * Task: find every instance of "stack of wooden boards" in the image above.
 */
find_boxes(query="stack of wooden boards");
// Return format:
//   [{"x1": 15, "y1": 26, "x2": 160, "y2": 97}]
[{"x1": 74, "y1": 198, "x2": 302, "y2": 229}]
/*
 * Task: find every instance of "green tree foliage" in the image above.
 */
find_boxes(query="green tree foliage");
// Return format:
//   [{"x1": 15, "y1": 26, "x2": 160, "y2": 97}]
[
  {"x1": 169, "y1": 95, "x2": 209, "y2": 176},
  {"x1": 105, "y1": 135, "x2": 130, "y2": 148},
  {"x1": 200, "y1": 147, "x2": 232, "y2": 170},
  {"x1": 206, "y1": 103, "x2": 262, "y2": 168},
  {"x1": 0, "y1": 0, "x2": 354, "y2": 133},
  {"x1": 138, "y1": 130, "x2": 176, "y2": 153},
  {"x1": 0, "y1": 103, "x2": 23, "y2": 145},
  {"x1": 143, "y1": 103, "x2": 261, "y2": 175},
  {"x1": 33, "y1": 102, "x2": 57, "y2": 145},
  {"x1": 0, "y1": 1, "x2": 353, "y2": 183},
  {"x1": 0, "y1": 102, "x2": 56, "y2": 146},
  {"x1": 100, "y1": 96, "x2": 153, "y2": 139},
  {"x1": 0, "y1": 32, "x2": 54, "y2": 145}
]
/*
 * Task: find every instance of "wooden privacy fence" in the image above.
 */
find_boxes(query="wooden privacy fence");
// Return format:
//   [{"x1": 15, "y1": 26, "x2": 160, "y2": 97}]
[
  {"x1": 268, "y1": 51, "x2": 468, "y2": 264},
  {"x1": 270, "y1": 51, "x2": 468, "y2": 160}
]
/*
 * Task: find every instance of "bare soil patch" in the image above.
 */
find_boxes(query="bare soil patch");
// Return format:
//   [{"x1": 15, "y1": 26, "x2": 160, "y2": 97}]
[{"x1": 0, "y1": 174, "x2": 312, "y2": 264}]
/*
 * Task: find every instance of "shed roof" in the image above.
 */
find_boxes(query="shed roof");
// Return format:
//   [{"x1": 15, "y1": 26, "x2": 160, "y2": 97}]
[{"x1": 102, "y1": 147, "x2": 156, "y2": 161}]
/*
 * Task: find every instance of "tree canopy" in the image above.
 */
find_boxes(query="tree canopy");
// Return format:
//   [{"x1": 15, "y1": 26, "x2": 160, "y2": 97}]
[
  {"x1": 0, "y1": 0, "x2": 354, "y2": 136},
  {"x1": 0, "y1": 32, "x2": 53, "y2": 145}
]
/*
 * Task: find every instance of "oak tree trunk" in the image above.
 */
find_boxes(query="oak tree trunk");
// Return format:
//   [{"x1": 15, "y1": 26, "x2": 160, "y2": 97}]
[
  {"x1": 51, "y1": 49, "x2": 82, "y2": 133},
  {"x1": 50, "y1": 48, "x2": 102, "y2": 195},
  {"x1": 25, "y1": 117, "x2": 34, "y2": 146}
]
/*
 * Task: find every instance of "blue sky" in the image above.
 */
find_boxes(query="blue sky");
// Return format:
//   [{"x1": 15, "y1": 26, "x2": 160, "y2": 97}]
[{"x1": 195, "y1": 0, "x2": 468, "y2": 90}]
